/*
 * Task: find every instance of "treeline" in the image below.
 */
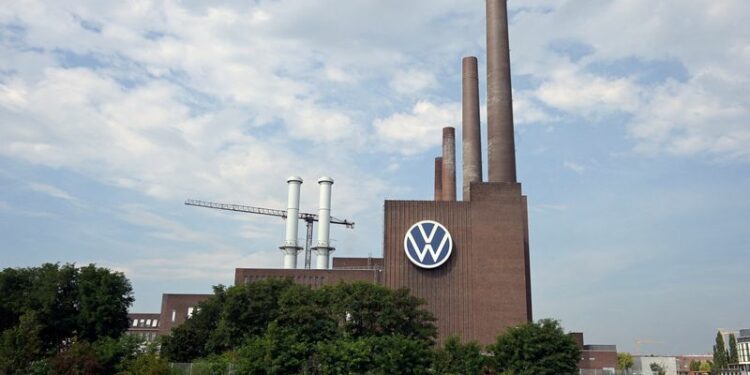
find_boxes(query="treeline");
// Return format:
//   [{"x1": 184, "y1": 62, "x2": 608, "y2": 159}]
[
  {"x1": 161, "y1": 278, "x2": 581, "y2": 375},
  {"x1": 0, "y1": 264, "x2": 581, "y2": 374}
]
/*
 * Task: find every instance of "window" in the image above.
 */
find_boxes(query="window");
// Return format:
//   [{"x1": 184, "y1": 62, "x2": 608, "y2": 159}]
[
  {"x1": 152, "y1": 319, "x2": 159, "y2": 328},
  {"x1": 145, "y1": 319, "x2": 151, "y2": 327},
  {"x1": 171, "y1": 309, "x2": 176, "y2": 323},
  {"x1": 187, "y1": 307, "x2": 195, "y2": 317},
  {"x1": 132, "y1": 319, "x2": 138, "y2": 327},
  {"x1": 138, "y1": 319, "x2": 145, "y2": 327}
]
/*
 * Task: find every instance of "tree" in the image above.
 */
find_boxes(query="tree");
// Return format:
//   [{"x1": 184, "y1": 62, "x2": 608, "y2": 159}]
[
  {"x1": 649, "y1": 362, "x2": 666, "y2": 375},
  {"x1": 0, "y1": 312, "x2": 45, "y2": 375},
  {"x1": 487, "y1": 319, "x2": 581, "y2": 375},
  {"x1": 314, "y1": 335, "x2": 433, "y2": 375},
  {"x1": 713, "y1": 331, "x2": 728, "y2": 372},
  {"x1": 618, "y1": 352, "x2": 634, "y2": 373},
  {"x1": 49, "y1": 341, "x2": 104, "y2": 375},
  {"x1": 699, "y1": 360, "x2": 712, "y2": 372},
  {"x1": 0, "y1": 263, "x2": 134, "y2": 354},
  {"x1": 689, "y1": 360, "x2": 701, "y2": 371},
  {"x1": 729, "y1": 333, "x2": 739, "y2": 364},
  {"x1": 161, "y1": 279, "x2": 438, "y2": 365},
  {"x1": 432, "y1": 336, "x2": 486, "y2": 375}
]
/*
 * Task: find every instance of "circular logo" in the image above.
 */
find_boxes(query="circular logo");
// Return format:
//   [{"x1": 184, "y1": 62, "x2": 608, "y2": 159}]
[{"x1": 403, "y1": 220, "x2": 453, "y2": 269}]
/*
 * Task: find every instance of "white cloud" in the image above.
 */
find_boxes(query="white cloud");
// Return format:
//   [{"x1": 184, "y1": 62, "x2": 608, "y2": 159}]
[
  {"x1": 373, "y1": 101, "x2": 460, "y2": 155},
  {"x1": 563, "y1": 160, "x2": 586, "y2": 174},
  {"x1": 390, "y1": 69, "x2": 437, "y2": 95},
  {"x1": 27, "y1": 182, "x2": 79, "y2": 203}
]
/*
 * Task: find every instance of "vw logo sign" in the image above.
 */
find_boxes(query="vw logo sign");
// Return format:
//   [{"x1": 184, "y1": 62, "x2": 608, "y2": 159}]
[{"x1": 404, "y1": 220, "x2": 453, "y2": 269}]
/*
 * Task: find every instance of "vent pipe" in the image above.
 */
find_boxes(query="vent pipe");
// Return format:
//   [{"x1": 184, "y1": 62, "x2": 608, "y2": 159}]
[
  {"x1": 462, "y1": 56, "x2": 483, "y2": 200},
  {"x1": 280, "y1": 176, "x2": 303, "y2": 269},
  {"x1": 441, "y1": 127, "x2": 457, "y2": 201},
  {"x1": 486, "y1": 0, "x2": 517, "y2": 183},
  {"x1": 434, "y1": 157, "x2": 443, "y2": 201},
  {"x1": 314, "y1": 177, "x2": 334, "y2": 269}
]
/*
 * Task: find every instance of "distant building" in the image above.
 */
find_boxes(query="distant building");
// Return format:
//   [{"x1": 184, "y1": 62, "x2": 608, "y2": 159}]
[
  {"x1": 633, "y1": 355, "x2": 678, "y2": 375},
  {"x1": 569, "y1": 332, "x2": 617, "y2": 375},
  {"x1": 721, "y1": 329, "x2": 750, "y2": 375},
  {"x1": 127, "y1": 313, "x2": 160, "y2": 342}
]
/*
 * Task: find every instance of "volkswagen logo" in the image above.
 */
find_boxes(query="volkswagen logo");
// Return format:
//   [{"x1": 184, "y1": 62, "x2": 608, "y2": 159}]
[{"x1": 403, "y1": 220, "x2": 453, "y2": 269}]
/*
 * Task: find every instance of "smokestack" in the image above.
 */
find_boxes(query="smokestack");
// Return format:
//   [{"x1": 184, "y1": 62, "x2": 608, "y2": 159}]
[
  {"x1": 434, "y1": 157, "x2": 443, "y2": 201},
  {"x1": 280, "y1": 176, "x2": 303, "y2": 269},
  {"x1": 486, "y1": 0, "x2": 517, "y2": 183},
  {"x1": 462, "y1": 56, "x2": 483, "y2": 200},
  {"x1": 441, "y1": 127, "x2": 456, "y2": 201},
  {"x1": 314, "y1": 177, "x2": 334, "y2": 269}
]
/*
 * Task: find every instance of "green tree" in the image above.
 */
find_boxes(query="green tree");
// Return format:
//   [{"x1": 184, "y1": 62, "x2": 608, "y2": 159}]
[
  {"x1": 713, "y1": 331, "x2": 728, "y2": 372},
  {"x1": 432, "y1": 336, "x2": 486, "y2": 375},
  {"x1": 699, "y1": 360, "x2": 712, "y2": 372},
  {"x1": 49, "y1": 341, "x2": 104, "y2": 375},
  {"x1": 618, "y1": 352, "x2": 634, "y2": 373},
  {"x1": 649, "y1": 362, "x2": 666, "y2": 375},
  {"x1": 487, "y1": 319, "x2": 581, "y2": 375},
  {"x1": 118, "y1": 345, "x2": 177, "y2": 375},
  {"x1": 729, "y1": 333, "x2": 739, "y2": 364},
  {"x1": 0, "y1": 263, "x2": 134, "y2": 355},
  {"x1": 314, "y1": 335, "x2": 433, "y2": 375},
  {"x1": 0, "y1": 312, "x2": 45, "y2": 375},
  {"x1": 689, "y1": 360, "x2": 701, "y2": 371}
]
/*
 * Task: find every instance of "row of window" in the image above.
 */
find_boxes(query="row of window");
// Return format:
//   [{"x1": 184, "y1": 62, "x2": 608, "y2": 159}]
[
  {"x1": 739, "y1": 342, "x2": 750, "y2": 363},
  {"x1": 131, "y1": 318, "x2": 159, "y2": 328},
  {"x1": 128, "y1": 331, "x2": 159, "y2": 341},
  {"x1": 170, "y1": 306, "x2": 198, "y2": 323}
]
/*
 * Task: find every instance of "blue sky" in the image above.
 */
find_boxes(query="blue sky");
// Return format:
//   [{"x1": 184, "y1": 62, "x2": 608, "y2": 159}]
[{"x1": 1, "y1": 0, "x2": 749, "y2": 355}]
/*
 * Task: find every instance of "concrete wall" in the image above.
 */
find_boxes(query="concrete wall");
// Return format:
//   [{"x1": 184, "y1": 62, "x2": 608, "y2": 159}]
[{"x1": 634, "y1": 356, "x2": 678, "y2": 375}]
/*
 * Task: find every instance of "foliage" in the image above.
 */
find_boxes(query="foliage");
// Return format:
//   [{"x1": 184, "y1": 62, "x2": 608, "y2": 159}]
[
  {"x1": 49, "y1": 341, "x2": 104, "y2": 375},
  {"x1": 689, "y1": 360, "x2": 701, "y2": 371},
  {"x1": 487, "y1": 319, "x2": 581, "y2": 375},
  {"x1": 0, "y1": 312, "x2": 45, "y2": 375},
  {"x1": 314, "y1": 334, "x2": 433, "y2": 375},
  {"x1": 617, "y1": 352, "x2": 634, "y2": 371},
  {"x1": 0, "y1": 263, "x2": 134, "y2": 357},
  {"x1": 432, "y1": 336, "x2": 486, "y2": 375},
  {"x1": 713, "y1": 331, "x2": 728, "y2": 372},
  {"x1": 649, "y1": 362, "x2": 666, "y2": 375},
  {"x1": 729, "y1": 333, "x2": 738, "y2": 364},
  {"x1": 117, "y1": 346, "x2": 178, "y2": 375},
  {"x1": 162, "y1": 280, "x2": 437, "y2": 364},
  {"x1": 699, "y1": 360, "x2": 711, "y2": 372}
]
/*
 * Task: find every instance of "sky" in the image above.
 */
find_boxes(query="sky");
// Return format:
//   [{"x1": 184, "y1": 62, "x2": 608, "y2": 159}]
[{"x1": 1, "y1": 0, "x2": 749, "y2": 355}]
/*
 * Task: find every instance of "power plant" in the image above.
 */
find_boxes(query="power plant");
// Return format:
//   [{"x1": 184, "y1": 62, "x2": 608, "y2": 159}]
[{"x1": 135, "y1": 0, "x2": 531, "y2": 345}]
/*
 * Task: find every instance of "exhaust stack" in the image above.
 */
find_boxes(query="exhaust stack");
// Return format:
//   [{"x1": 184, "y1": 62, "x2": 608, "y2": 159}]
[
  {"x1": 434, "y1": 157, "x2": 443, "y2": 201},
  {"x1": 314, "y1": 177, "x2": 334, "y2": 269},
  {"x1": 441, "y1": 127, "x2": 457, "y2": 201},
  {"x1": 486, "y1": 0, "x2": 517, "y2": 183},
  {"x1": 462, "y1": 56, "x2": 483, "y2": 200},
  {"x1": 280, "y1": 176, "x2": 303, "y2": 269}
]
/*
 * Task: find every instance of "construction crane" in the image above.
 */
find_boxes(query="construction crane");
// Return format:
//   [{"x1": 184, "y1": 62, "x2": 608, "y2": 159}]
[{"x1": 185, "y1": 199, "x2": 354, "y2": 269}]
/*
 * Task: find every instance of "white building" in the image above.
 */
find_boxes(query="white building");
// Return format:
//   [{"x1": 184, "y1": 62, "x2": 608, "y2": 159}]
[{"x1": 632, "y1": 356, "x2": 678, "y2": 375}]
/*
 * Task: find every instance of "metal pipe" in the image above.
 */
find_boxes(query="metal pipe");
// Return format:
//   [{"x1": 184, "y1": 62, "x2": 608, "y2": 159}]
[
  {"x1": 280, "y1": 176, "x2": 303, "y2": 269},
  {"x1": 462, "y1": 56, "x2": 482, "y2": 200},
  {"x1": 315, "y1": 177, "x2": 334, "y2": 269},
  {"x1": 486, "y1": 0, "x2": 517, "y2": 183},
  {"x1": 441, "y1": 127, "x2": 456, "y2": 201},
  {"x1": 434, "y1": 157, "x2": 443, "y2": 201}
]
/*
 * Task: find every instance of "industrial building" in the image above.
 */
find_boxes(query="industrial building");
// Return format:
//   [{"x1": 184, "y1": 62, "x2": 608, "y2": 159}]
[
  {"x1": 570, "y1": 332, "x2": 618, "y2": 375},
  {"x1": 130, "y1": 0, "x2": 531, "y2": 346}
]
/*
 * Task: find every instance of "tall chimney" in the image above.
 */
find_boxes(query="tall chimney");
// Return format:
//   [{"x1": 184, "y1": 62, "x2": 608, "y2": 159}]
[
  {"x1": 486, "y1": 0, "x2": 517, "y2": 183},
  {"x1": 314, "y1": 177, "x2": 334, "y2": 269},
  {"x1": 462, "y1": 56, "x2": 483, "y2": 200},
  {"x1": 441, "y1": 127, "x2": 457, "y2": 201},
  {"x1": 434, "y1": 157, "x2": 443, "y2": 201},
  {"x1": 280, "y1": 176, "x2": 303, "y2": 269}
]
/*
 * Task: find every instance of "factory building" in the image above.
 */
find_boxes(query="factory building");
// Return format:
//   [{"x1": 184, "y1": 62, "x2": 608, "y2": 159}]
[{"x1": 130, "y1": 0, "x2": 531, "y2": 345}]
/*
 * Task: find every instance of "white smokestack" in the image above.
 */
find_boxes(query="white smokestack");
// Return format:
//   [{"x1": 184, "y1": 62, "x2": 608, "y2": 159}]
[
  {"x1": 314, "y1": 177, "x2": 334, "y2": 269},
  {"x1": 280, "y1": 176, "x2": 303, "y2": 269}
]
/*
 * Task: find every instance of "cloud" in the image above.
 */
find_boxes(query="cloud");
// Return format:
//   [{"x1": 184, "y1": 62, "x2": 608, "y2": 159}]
[
  {"x1": 563, "y1": 160, "x2": 586, "y2": 174},
  {"x1": 390, "y1": 69, "x2": 437, "y2": 95},
  {"x1": 373, "y1": 101, "x2": 459, "y2": 155},
  {"x1": 27, "y1": 182, "x2": 79, "y2": 203}
]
